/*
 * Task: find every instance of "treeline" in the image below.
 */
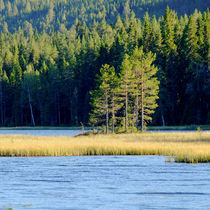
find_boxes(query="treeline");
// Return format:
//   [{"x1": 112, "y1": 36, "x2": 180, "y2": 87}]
[
  {"x1": 0, "y1": 7, "x2": 209, "y2": 127},
  {"x1": 0, "y1": 0, "x2": 209, "y2": 33}
]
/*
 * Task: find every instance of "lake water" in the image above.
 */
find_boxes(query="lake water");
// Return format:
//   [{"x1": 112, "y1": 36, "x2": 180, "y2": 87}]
[
  {"x1": 0, "y1": 129, "x2": 208, "y2": 137},
  {"x1": 0, "y1": 130, "x2": 89, "y2": 136},
  {"x1": 0, "y1": 156, "x2": 210, "y2": 210}
]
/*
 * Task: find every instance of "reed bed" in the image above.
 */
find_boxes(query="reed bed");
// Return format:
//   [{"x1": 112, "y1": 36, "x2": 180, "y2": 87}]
[{"x1": 0, "y1": 132, "x2": 210, "y2": 163}]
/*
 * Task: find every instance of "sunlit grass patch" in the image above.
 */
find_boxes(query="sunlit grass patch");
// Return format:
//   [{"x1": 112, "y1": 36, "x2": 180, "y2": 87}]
[{"x1": 0, "y1": 132, "x2": 210, "y2": 163}]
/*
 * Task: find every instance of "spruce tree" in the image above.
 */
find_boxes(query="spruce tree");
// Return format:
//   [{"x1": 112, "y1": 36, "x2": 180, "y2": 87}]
[
  {"x1": 160, "y1": 6, "x2": 179, "y2": 125},
  {"x1": 22, "y1": 64, "x2": 40, "y2": 126},
  {"x1": 0, "y1": 67, "x2": 8, "y2": 126},
  {"x1": 142, "y1": 12, "x2": 152, "y2": 52}
]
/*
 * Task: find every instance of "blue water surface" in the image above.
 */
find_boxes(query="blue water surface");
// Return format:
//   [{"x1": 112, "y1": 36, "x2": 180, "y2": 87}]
[
  {"x1": 0, "y1": 156, "x2": 210, "y2": 210},
  {"x1": 0, "y1": 130, "x2": 88, "y2": 136}
]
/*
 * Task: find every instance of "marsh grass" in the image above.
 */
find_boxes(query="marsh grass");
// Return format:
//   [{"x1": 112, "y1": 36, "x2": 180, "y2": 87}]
[{"x1": 0, "y1": 132, "x2": 210, "y2": 163}]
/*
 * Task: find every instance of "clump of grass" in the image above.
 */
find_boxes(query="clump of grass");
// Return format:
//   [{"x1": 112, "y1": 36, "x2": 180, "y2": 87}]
[
  {"x1": 0, "y1": 132, "x2": 210, "y2": 163},
  {"x1": 165, "y1": 156, "x2": 174, "y2": 163}
]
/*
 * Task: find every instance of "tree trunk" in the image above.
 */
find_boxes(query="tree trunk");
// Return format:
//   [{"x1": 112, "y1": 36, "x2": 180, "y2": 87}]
[
  {"x1": 135, "y1": 93, "x2": 139, "y2": 130},
  {"x1": 161, "y1": 112, "x2": 165, "y2": 127},
  {"x1": 125, "y1": 90, "x2": 128, "y2": 132},
  {"x1": 132, "y1": 112, "x2": 135, "y2": 133},
  {"x1": 112, "y1": 93, "x2": 115, "y2": 133},
  {"x1": 27, "y1": 86, "x2": 35, "y2": 126},
  {"x1": 105, "y1": 93, "x2": 109, "y2": 135},
  {"x1": 112, "y1": 109, "x2": 115, "y2": 133},
  {"x1": 141, "y1": 85, "x2": 144, "y2": 132}
]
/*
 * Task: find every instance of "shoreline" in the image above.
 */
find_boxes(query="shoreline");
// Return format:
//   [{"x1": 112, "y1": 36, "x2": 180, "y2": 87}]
[
  {"x1": 0, "y1": 124, "x2": 209, "y2": 131},
  {"x1": 0, "y1": 132, "x2": 210, "y2": 163}
]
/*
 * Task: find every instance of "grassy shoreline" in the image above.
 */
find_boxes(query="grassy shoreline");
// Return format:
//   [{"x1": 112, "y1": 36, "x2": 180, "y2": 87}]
[{"x1": 0, "y1": 132, "x2": 210, "y2": 163}]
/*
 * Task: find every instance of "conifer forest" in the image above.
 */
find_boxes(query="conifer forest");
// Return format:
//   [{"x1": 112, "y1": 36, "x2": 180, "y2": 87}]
[{"x1": 0, "y1": 0, "x2": 209, "y2": 129}]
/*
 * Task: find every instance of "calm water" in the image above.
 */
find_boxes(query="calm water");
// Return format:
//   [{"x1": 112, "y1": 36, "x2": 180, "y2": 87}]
[
  {"x1": 0, "y1": 130, "x2": 89, "y2": 136},
  {"x1": 0, "y1": 156, "x2": 210, "y2": 210},
  {"x1": 0, "y1": 129, "x2": 208, "y2": 136}
]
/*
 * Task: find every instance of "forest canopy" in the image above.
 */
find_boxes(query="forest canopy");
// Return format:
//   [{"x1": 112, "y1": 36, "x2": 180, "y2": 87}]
[
  {"x1": 0, "y1": 2, "x2": 209, "y2": 128},
  {"x1": 0, "y1": 0, "x2": 209, "y2": 33}
]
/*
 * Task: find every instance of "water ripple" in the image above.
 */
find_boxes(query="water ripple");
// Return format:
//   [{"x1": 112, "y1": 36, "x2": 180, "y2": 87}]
[{"x1": 0, "y1": 156, "x2": 210, "y2": 210}]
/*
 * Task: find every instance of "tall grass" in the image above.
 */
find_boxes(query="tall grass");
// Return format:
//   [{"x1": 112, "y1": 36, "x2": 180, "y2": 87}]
[{"x1": 0, "y1": 132, "x2": 210, "y2": 163}]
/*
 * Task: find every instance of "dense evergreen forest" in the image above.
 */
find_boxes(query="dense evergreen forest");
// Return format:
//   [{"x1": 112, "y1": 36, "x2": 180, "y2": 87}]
[
  {"x1": 0, "y1": 2, "x2": 209, "y2": 128},
  {"x1": 0, "y1": 0, "x2": 209, "y2": 33}
]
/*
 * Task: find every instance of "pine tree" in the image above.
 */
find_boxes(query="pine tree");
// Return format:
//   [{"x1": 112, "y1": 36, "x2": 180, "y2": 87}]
[
  {"x1": 89, "y1": 64, "x2": 117, "y2": 134},
  {"x1": 123, "y1": 0, "x2": 130, "y2": 17},
  {"x1": 130, "y1": 47, "x2": 159, "y2": 131},
  {"x1": 109, "y1": 70, "x2": 122, "y2": 133},
  {"x1": 119, "y1": 54, "x2": 135, "y2": 131},
  {"x1": 115, "y1": 15, "x2": 124, "y2": 32}
]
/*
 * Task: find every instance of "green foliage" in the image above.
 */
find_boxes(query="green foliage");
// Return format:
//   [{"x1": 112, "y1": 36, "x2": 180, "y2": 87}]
[
  {"x1": 0, "y1": 0, "x2": 208, "y2": 33},
  {"x1": 122, "y1": 47, "x2": 159, "y2": 131},
  {"x1": 0, "y1": 7, "x2": 208, "y2": 128},
  {"x1": 89, "y1": 64, "x2": 120, "y2": 134},
  {"x1": 90, "y1": 46, "x2": 159, "y2": 133},
  {"x1": 119, "y1": 53, "x2": 135, "y2": 131},
  {"x1": 197, "y1": 126, "x2": 202, "y2": 132}
]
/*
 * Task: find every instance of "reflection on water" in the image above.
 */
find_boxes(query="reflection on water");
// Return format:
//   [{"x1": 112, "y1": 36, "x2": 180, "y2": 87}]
[{"x1": 0, "y1": 156, "x2": 210, "y2": 210}]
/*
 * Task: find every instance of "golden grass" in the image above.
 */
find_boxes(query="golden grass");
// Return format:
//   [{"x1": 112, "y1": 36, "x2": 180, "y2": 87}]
[{"x1": 0, "y1": 132, "x2": 210, "y2": 163}]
